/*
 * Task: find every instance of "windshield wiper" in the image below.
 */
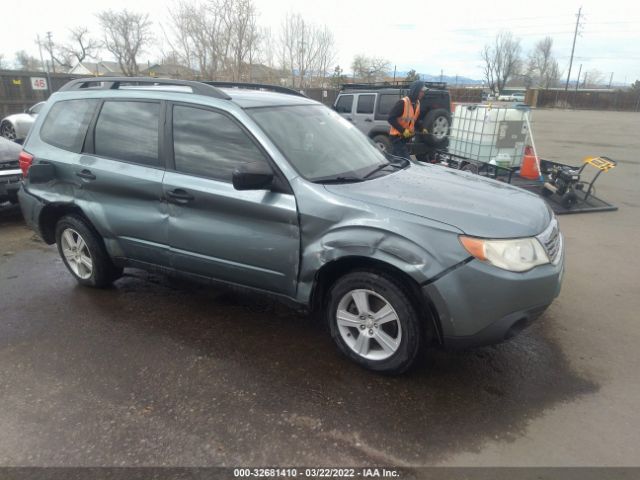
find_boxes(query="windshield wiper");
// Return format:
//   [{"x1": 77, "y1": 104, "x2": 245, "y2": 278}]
[
  {"x1": 313, "y1": 175, "x2": 364, "y2": 184},
  {"x1": 362, "y1": 161, "x2": 404, "y2": 179}
]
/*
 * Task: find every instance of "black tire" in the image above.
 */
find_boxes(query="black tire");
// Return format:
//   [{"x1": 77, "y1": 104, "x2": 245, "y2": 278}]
[
  {"x1": 372, "y1": 134, "x2": 391, "y2": 153},
  {"x1": 1, "y1": 121, "x2": 17, "y2": 141},
  {"x1": 423, "y1": 109, "x2": 451, "y2": 148},
  {"x1": 561, "y1": 191, "x2": 578, "y2": 209},
  {"x1": 55, "y1": 214, "x2": 123, "y2": 288},
  {"x1": 326, "y1": 270, "x2": 423, "y2": 375}
]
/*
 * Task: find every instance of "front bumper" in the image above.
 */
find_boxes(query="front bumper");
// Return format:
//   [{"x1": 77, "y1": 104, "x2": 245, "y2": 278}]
[{"x1": 423, "y1": 253, "x2": 564, "y2": 349}]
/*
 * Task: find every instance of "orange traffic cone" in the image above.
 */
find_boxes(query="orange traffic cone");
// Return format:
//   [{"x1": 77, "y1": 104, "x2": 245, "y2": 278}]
[{"x1": 520, "y1": 146, "x2": 540, "y2": 180}]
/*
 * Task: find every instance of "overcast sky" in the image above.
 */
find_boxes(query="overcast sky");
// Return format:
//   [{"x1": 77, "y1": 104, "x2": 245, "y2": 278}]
[{"x1": 2, "y1": 0, "x2": 639, "y2": 85}]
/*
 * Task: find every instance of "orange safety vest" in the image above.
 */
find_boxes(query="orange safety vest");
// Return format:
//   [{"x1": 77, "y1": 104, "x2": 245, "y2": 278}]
[{"x1": 389, "y1": 97, "x2": 420, "y2": 136}]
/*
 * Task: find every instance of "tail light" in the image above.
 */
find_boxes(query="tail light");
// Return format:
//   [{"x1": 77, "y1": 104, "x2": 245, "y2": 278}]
[{"x1": 19, "y1": 151, "x2": 34, "y2": 177}]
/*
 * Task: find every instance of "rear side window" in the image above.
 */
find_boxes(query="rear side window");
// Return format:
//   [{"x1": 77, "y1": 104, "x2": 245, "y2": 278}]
[
  {"x1": 172, "y1": 105, "x2": 267, "y2": 182},
  {"x1": 40, "y1": 99, "x2": 99, "y2": 153},
  {"x1": 94, "y1": 101, "x2": 160, "y2": 167},
  {"x1": 378, "y1": 94, "x2": 399, "y2": 115},
  {"x1": 356, "y1": 94, "x2": 375, "y2": 114},
  {"x1": 335, "y1": 95, "x2": 353, "y2": 113}
]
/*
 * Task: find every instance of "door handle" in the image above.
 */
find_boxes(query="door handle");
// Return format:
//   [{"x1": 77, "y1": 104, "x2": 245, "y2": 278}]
[
  {"x1": 346, "y1": 117, "x2": 353, "y2": 122},
  {"x1": 166, "y1": 189, "x2": 195, "y2": 204},
  {"x1": 76, "y1": 169, "x2": 96, "y2": 181},
  {"x1": 364, "y1": 118, "x2": 373, "y2": 122}
]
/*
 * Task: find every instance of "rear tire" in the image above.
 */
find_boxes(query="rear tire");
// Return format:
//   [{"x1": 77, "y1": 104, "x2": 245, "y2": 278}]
[
  {"x1": 326, "y1": 270, "x2": 422, "y2": 374},
  {"x1": 1, "y1": 122, "x2": 17, "y2": 141},
  {"x1": 55, "y1": 215, "x2": 123, "y2": 288}
]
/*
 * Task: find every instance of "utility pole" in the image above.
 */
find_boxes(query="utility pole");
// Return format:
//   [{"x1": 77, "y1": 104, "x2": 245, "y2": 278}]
[
  {"x1": 608, "y1": 72, "x2": 614, "y2": 89},
  {"x1": 564, "y1": 7, "x2": 583, "y2": 93},
  {"x1": 46, "y1": 31, "x2": 55, "y2": 74},
  {"x1": 36, "y1": 34, "x2": 53, "y2": 97}
]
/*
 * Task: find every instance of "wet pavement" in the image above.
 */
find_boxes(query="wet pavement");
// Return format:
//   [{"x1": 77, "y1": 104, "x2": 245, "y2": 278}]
[{"x1": 0, "y1": 110, "x2": 639, "y2": 466}]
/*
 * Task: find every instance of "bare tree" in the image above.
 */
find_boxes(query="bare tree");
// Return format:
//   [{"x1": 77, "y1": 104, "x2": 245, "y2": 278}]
[
  {"x1": 313, "y1": 25, "x2": 335, "y2": 87},
  {"x1": 278, "y1": 13, "x2": 336, "y2": 88},
  {"x1": 351, "y1": 54, "x2": 390, "y2": 83},
  {"x1": 164, "y1": 0, "x2": 263, "y2": 81},
  {"x1": 405, "y1": 69, "x2": 419, "y2": 82},
  {"x1": 0, "y1": 54, "x2": 6, "y2": 70},
  {"x1": 526, "y1": 37, "x2": 561, "y2": 88},
  {"x1": 98, "y1": 9, "x2": 154, "y2": 76},
  {"x1": 584, "y1": 69, "x2": 605, "y2": 88},
  {"x1": 228, "y1": 0, "x2": 260, "y2": 81},
  {"x1": 481, "y1": 31, "x2": 522, "y2": 93},
  {"x1": 14, "y1": 51, "x2": 42, "y2": 71},
  {"x1": 44, "y1": 28, "x2": 100, "y2": 72}
]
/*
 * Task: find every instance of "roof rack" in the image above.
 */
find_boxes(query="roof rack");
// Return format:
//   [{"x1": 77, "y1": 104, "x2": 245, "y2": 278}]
[
  {"x1": 341, "y1": 81, "x2": 448, "y2": 91},
  {"x1": 203, "y1": 81, "x2": 307, "y2": 97},
  {"x1": 58, "y1": 77, "x2": 232, "y2": 100}
]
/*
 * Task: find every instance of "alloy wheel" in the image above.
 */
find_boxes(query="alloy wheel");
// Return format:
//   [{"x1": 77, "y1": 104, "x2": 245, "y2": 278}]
[
  {"x1": 60, "y1": 228, "x2": 93, "y2": 280},
  {"x1": 336, "y1": 289, "x2": 402, "y2": 361}
]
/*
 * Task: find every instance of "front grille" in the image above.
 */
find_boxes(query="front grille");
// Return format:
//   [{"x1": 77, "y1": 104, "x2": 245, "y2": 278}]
[{"x1": 537, "y1": 218, "x2": 563, "y2": 264}]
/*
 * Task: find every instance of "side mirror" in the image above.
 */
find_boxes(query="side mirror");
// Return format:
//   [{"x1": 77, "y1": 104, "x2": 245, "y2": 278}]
[{"x1": 232, "y1": 161, "x2": 274, "y2": 191}]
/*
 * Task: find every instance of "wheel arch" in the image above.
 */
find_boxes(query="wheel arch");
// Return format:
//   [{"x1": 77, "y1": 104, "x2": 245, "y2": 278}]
[
  {"x1": 310, "y1": 255, "x2": 442, "y2": 344},
  {"x1": 39, "y1": 202, "x2": 92, "y2": 244}
]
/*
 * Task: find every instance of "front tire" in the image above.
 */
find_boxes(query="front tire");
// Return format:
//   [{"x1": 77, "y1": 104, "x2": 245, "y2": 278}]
[
  {"x1": 55, "y1": 215, "x2": 123, "y2": 288},
  {"x1": 326, "y1": 270, "x2": 422, "y2": 374}
]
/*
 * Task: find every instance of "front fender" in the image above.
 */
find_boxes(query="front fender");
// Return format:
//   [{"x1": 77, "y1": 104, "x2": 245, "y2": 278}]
[{"x1": 292, "y1": 178, "x2": 466, "y2": 304}]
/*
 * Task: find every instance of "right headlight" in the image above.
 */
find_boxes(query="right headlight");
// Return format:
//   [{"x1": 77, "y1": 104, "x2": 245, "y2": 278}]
[{"x1": 459, "y1": 235, "x2": 550, "y2": 272}]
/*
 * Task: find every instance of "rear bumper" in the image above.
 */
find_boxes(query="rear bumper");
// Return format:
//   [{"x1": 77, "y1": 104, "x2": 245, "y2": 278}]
[{"x1": 423, "y1": 254, "x2": 564, "y2": 349}]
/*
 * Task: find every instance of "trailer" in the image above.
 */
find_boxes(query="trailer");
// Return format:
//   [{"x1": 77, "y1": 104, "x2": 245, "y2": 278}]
[{"x1": 412, "y1": 147, "x2": 618, "y2": 215}]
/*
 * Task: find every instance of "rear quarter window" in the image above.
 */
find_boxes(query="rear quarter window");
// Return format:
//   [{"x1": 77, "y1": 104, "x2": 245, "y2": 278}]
[{"x1": 40, "y1": 99, "x2": 99, "y2": 153}]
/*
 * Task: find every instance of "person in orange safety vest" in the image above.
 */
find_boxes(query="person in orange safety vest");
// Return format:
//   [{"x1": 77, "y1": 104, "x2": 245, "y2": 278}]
[{"x1": 388, "y1": 80, "x2": 428, "y2": 159}]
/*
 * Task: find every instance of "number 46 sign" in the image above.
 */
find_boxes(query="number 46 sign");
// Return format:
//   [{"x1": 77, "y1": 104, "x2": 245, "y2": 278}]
[{"x1": 31, "y1": 77, "x2": 48, "y2": 90}]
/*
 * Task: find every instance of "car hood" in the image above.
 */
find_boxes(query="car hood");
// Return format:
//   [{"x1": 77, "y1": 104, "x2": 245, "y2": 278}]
[{"x1": 324, "y1": 163, "x2": 551, "y2": 238}]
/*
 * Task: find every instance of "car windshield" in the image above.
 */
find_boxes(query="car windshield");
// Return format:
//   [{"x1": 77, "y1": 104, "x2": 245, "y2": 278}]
[{"x1": 248, "y1": 105, "x2": 396, "y2": 182}]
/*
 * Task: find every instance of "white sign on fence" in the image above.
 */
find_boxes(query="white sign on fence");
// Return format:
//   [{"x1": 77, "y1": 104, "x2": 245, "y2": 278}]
[{"x1": 30, "y1": 77, "x2": 48, "y2": 91}]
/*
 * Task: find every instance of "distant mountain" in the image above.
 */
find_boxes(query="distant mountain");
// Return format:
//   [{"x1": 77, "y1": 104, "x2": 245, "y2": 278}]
[{"x1": 391, "y1": 71, "x2": 483, "y2": 85}]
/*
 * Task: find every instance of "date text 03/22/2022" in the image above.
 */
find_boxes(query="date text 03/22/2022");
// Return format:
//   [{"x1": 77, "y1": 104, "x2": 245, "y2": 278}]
[{"x1": 233, "y1": 468, "x2": 400, "y2": 478}]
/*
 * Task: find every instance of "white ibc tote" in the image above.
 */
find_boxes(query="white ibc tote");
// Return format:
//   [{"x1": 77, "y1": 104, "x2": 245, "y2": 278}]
[{"x1": 448, "y1": 104, "x2": 532, "y2": 168}]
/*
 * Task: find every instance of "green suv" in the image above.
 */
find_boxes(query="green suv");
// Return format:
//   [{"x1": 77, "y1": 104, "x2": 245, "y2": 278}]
[{"x1": 18, "y1": 78, "x2": 564, "y2": 374}]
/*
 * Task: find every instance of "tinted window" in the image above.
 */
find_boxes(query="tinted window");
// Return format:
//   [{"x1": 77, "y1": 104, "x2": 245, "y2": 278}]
[
  {"x1": 335, "y1": 95, "x2": 353, "y2": 113},
  {"x1": 94, "y1": 101, "x2": 160, "y2": 167},
  {"x1": 40, "y1": 99, "x2": 99, "y2": 153},
  {"x1": 173, "y1": 105, "x2": 267, "y2": 181},
  {"x1": 378, "y1": 94, "x2": 400, "y2": 115},
  {"x1": 356, "y1": 95, "x2": 375, "y2": 114}
]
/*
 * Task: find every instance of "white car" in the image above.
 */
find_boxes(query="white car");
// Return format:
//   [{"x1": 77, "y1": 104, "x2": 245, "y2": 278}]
[
  {"x1": 497, "y1": 93, "x2": 516, "y2": 101},
  {"x1": 0, "y1": 102, "x2": 45, "y2": 142}
]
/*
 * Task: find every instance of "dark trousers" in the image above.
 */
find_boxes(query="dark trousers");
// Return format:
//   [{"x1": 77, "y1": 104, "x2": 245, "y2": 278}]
[{"x1": 390, "y1": 136, "x2": 411, "y2": 160}]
